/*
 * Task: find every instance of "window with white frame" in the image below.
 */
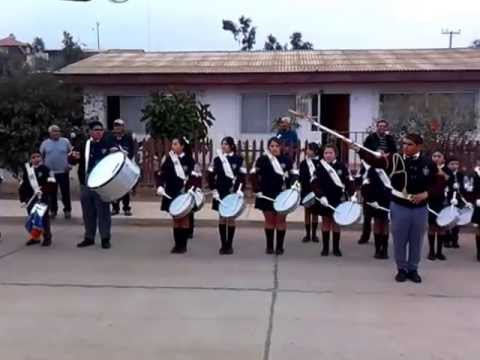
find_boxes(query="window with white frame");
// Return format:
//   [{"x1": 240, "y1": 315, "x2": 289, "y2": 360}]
[{"x1": 241, "y1": 94, "x2": 296, "y2": 133}]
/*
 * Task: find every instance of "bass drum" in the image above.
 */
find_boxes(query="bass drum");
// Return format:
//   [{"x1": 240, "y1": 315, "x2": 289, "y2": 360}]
[
  {"x1": 334, "y1": 201, "x2": 362, "y2": 226},
  {"x1": 274, "y1": 189, "x2": 300, "y2": 215},
  {"x1": 219, "y1": 193, "x2": 246, "y2": 219},
  {"x1": 169, "y1": 193, "x2": 195, "y2": 219},
  {"x1": 87, "y1": 152, "x2": 140, "y2": 202}
]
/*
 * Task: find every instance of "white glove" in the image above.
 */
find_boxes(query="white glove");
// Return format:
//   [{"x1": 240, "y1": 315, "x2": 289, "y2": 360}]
[
  {"x1": 465, "y1": 202, "x2": 473, "y2": 209},
  {"x1": 20, "y1": 202, "x2": 27, "y2": 208},
  {"x1": 156, "y1": 186, "x2": 166, "y2": 197},
  {"x1": 450, "y1": 198, "x2": 458, "y2": 206},
  {"x1": 256, "y1": 192, "x2": 264, "y2": 198},
  {"x1": 236, "y1": 188, "x2": 244, "y2": 197},
  {"x1": 319, "y1": 196, "x2": 329, "y2": 207},
  {"x1": 212, "y1": 190, "x2": 220, "y2": 200},
  {"x1": 476, "y1": 199, "x2": 480, "y2": 207},
  {"x1": 370, "y1": 201, "x2": 380, "y2": 209},
  {"x1": 35, "y1": 190, "x2": 43, "y2": 197},
  {"x1": 453, "y1": 183, "x2": 459, "y2": 190}
]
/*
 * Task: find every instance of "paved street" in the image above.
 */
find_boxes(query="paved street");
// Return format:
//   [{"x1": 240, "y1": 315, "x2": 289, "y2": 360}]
[{"x1": 0, "y1": 223, "x2": 479, "y2": 360}]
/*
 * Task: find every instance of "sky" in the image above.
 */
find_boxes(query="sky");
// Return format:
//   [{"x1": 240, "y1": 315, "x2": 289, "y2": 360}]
[{"x1": 1, "y1": 0, "x2": 479, "y2": 51}]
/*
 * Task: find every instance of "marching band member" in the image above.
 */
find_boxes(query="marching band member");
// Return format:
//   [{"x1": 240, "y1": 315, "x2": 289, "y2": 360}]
[
  {"x1": 445, "y1": 157, "x2": 468, "y2": 248},
  {"x1": 471, "y1": 161, "x2": 480, "y2": 262},
  {"x1": 207, "y1": 136, "x2": 246, "y2": 255},
  {"x1": 427, "y1": 151, "x2": 450, "y2": 261},
  {"x1": 312, "y1": 144, "x2": 353, "y2": 257},
  {"x1": 156, "y1": 137, "x2": 202, "y2": 254},
  {"x1": 361, "y1": 160, "x2": 391, "y2": 259},
  {"x1": 299, "y1": 142, "x2": 320, "y2": 243},
  {"x1": 251, "y1": 137, "x2": 296, "y2": 255},
  {"x1": 355, "y1": 133, "x2": 439, "y2": 283}
]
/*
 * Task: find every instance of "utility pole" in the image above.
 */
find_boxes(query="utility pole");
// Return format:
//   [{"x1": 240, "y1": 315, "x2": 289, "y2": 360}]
[
  {"x1": 441, "y1": 29, "x2": 461, "y2": 48},
  {"x1": 96, "y1": 21, "x2": 100, "y2": 50}
]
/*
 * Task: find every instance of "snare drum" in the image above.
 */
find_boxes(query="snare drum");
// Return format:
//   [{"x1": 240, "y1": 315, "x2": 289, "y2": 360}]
[
  {"x1": 301, "y1": 192, "x2": 316, "y2": 208},
  {"x1": 169, "y1": 193, "x2": 195, "y2": 219},
  {"x1": 457, "y1": 207, "x2": 473, "y2": 226},
  {"x1": 274, "y1": 188, "x2": 300, "y2": 215},
  {"x1": 436, "y1": 206, "x2": 459, "y2": 228},
  {"x1": 87, "y1": 152, "x2": 140, "y2": 202},
  {"x1": 333, "y1": 201, "x2": 362, "y2": 226},
  {"x1": 219, "y1": 193, "x2": 246, "y2": 219}
]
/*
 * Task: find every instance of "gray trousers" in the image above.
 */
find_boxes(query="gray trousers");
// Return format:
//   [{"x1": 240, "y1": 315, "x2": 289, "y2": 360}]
[
  {"x1": 390, "y1": 202, "x2": 427, "y2": 271},
  {"x1": 80, "y1": 185, "x2": 111, "y2": 240}
]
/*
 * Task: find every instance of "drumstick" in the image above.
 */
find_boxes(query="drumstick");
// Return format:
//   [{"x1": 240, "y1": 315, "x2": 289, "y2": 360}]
[
  {"x1": 314, "y1": 197, "x2": 338, "y2": 212},
  {"x1": 22, "y1": 192, "x2": 40, "y2": 209},
  {"x1": 288, "y1": 109, "x2": 382, "y2": 158},
  {"x1": 367, "y1": 202, "x2": 390, "y2": 213},
  {"x1": 427, "y1": 207, "x2": 440, "y2": 217},
  {"x1": 255, "y1": 193, "x2": 276, "y2": 202}
]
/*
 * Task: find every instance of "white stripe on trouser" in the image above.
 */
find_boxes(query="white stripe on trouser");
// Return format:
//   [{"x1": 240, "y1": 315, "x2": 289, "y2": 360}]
[{"x1": 390, "y1": 202, "x2": 428, "y2": 271}]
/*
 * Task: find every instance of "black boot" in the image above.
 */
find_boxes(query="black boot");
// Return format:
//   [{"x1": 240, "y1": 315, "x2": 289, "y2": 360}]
[
  {"x1": 444, "y1": 231, "x2": 452, "y2": 248},
  {"x1": 179, "y1": 228, "x2": 188, "y2": 253},
  {"x1": 77, "y1": 238, "x2": 94, "y2": 248},
  {"x1": 476, "y1": 236, "x2": 480, "y2": 262},
  {"x1": 358, "y1": 213, "x2": 371, "y2": 244},
  {"x1": 101, "y1": 238, "x2": 111, "y2": 249},
  {"x1": 427, "y1": 234, "x2": 436, "y2": 261},
  {"x1": 225, "y1": 226, "x2": 235, "y2": 255},
  {"x1": 276, "y1": 229, "x2": 286, "y2": 255},
  {"x1": 41, "y1": 236, "x2": 52, "y2": 247},
  {"x1": 265, "y1": 229, "x2": 274, "y2": 254},
  {"x1": 381, "y1": 234, "x2": 389, "y2": 259},
  {"x1": 321, "y1": 231, "x2": 330, "y2": 256},
  {"x1": 436, "y1": 235, "x2": 447, "y2": 260},
  {"x1": 374, "y1": 234, "x2": 382, "y2": 259},
  {"x1": 311, "y1": 222, "x2": 319, "y2": 242},
  {"x1": 171, "y1": 228, "x2": 181, "y2": 253},
  {"x1": 451, "y1": 227, "x2": 460, "y2": 248},
  {"x1": 332, "y1": 232, "x2": 342, "y2": 257},
  {"x1": 187, "y1": 214, "x2": 194, "y2": 239},
  {"x1": 218, "y1": 224, "x2": 227, "y2": 255},
  {"x1": 302, "y1": 223, "x2": 311, "y2": 243}
]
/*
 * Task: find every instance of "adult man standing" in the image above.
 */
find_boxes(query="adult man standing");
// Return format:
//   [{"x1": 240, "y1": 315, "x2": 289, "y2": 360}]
[
  {"x1": 276, "y1": 117, "x2": 299, "y2": 161},
  {"x1": 69, "y1": 121, "x2": 116, "y2": 249},
  {"x1": 356, "y1": 133, "x2": 439, "y2": 283},
  {"x1": 40, "y1": 125, "x2": 72, "y2": 219},
  {"x1": 358, "y1": 120, "x2": 397, "y2": 244},
  {"x1": 109, "y1": 119, "x2": 136, "y2": 216}
]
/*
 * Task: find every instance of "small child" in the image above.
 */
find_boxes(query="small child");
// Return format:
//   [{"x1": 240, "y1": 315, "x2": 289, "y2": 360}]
[
  {"x1": 445, "y1": 157, "x2": 467, "y2": 248},
  {"x1": 18, "y1": 150, "x2": 54, "y2": 246}
]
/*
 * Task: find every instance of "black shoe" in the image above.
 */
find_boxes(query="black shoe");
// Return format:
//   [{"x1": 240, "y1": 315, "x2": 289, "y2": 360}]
[
  {"x1": 452, "y1": 243, "x2": 460, "y2": 249},
  {"x1": 266, "y1": 248, "x2": 274, "y2": 255},
  {"x1": 358, "y1": 238, "x2": 369, "y2": 244},
  {"x1": 395, "y1": 269, "x2": 408, "y2": 282},
  {"x1": 311, "y1": 236, "x2": 319, "y2": 243},
  {"x1": 77, "y1": 238, "x2": 95, "y2": 248},
  {"x1": 427, "y1": 252, "x2": 436, "y2": 261},
  {"x1": 436, "y1": 253, "x2": 447, "y2": 261},
  {"x1": 26, "y1": 239, "x2": 41, "y2": 246},
  {"x1": 64, "y1": 212, "x2": 71, "y2": 220},
  {"x1": 407, "y1": 270, "x2": 422, "y2": 283},
  {"x1": 50, "y1": 212, "x2": 57, "y2": 219},
  {"x1": 224, "y1": 247, "x2": 234, "y2": 255},
  {"x1": 177, "y1": 246, "x2": 187, "y2": 254},
  {"x1": 275, "y1": 248, "x2": 284, "y2": 256},
  {"x1": 333, "y1": 249, "x2": 342, "y2": 257},
  {"x1": 41, "y1": 237, "x2": 52, "y2": 247},
  {"x1": 111, "y1": 209, "x2": 119, "y2": 216},
  {"x1": 171, "y1": 246, "x2": 181, "y2": 254},
  {"x1": 101, "y1": 239, "x2": 111, "y2": 249},
  {"x1": 302, "y1": 236, "x2": 311, "y2": 243},
  {"x1": 124, "y1": 210, "x2": 132, "y2": 216},
  {"x1": 219, "y1": 247, "x2": 226, "y2": 255}
]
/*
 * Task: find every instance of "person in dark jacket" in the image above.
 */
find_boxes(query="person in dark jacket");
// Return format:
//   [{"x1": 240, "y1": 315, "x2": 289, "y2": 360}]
[
  {"x1": 299, "y1": 142, "x2": 320, "y2": 243},
  {"x1": 156, "y1": 137, "x2": 202, "y2": 254},
  {"x1": 18, "y1": 150, "x2": 55, "y2": 246},
  {"x1": 109, "y1": 119, "x2": 136, "y2": 216},
  {"x1": 312, "y1": 144, "x2": 353, "y2": 257},
  {"x1": 251, "y1": 137, "x2": 296, "y2": 255},
  {"x1": 470, "y1": 160, "x2": 480, "y2": 262},
  {"x1": 69, "y1": 121, "x2": 117, "y2": 249},
  {"x1": 207, "y1": 136, "x2": 246, "y2": 254}
]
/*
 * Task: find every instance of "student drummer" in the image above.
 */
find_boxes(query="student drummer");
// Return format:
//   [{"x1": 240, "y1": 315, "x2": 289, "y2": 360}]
[{"x1": 69, "y1": 121, "x2": 117, "y2": 249}]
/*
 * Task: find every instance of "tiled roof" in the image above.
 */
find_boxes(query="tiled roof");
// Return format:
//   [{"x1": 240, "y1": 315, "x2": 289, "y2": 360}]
[
  {"x1": 57, "y1": 48, "x2": 480, "y2": 75},
  {"x1": 0, "y1": 34, "x2": 29, "y2": 47}
]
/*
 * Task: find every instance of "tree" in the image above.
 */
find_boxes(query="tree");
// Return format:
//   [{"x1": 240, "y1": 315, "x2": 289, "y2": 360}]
[
  {"x1": 141, "y1": 92, "x2": 215, "y2": 142},
  {"x1": 54, "y1": 31, "x2": 85, "y2": 69},
  {"x1": 0, "y1": 74, "x2": 84, "y2": 174},
  {"x1": 472, "y1": 39, "x2": 480, "y2": 48},
  {"x1": 222, "y1": 16, "x2": 256, "y2": 51},
  {"x1": 289, "y1": 32, "x2": 314, "y2": 50},
  {"x1": 32, "y1": 37, "x2": 45, "y2": 53},
  {"x1": 264, "y1": 34, "x2": 285, "y2": 51}
]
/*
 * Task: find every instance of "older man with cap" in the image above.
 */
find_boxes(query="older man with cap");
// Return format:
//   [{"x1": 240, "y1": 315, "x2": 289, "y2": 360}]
[
  {"x1": 109, "y1": 119, "x2": 136, "y2": 216},
  {"x1": 276, "y1": 116, "x2": 299, "y2": 162},
  {"x1": 40, "y1": 125, "x2": 73, "y2": 219}
]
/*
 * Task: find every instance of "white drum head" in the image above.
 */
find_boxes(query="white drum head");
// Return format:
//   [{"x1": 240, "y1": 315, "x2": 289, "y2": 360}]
[
  {"x1": 436, "y1": 206, "x2": 459, "y2": 227},
  {"x1": 169, "y1": 193, "x2": 194, "y2": 218},
  {"x1": 87, "y1": 152, "x2": 125, "y2": 188},
  {"x1": 334, "y1": 201, "x2": 362, "y2": 226},
  {"x1": 219, "y1": 194, "x2": 245, "y2": 218},
  {"x1": 301, "y1": 192, "x2": 316, "y2": 207},
  {"x1": 457, "y1": 207, "x2": 473, "y2": 226},
  {"x1": 274, "y1": 189, "x2": 300, "y2": 213}
]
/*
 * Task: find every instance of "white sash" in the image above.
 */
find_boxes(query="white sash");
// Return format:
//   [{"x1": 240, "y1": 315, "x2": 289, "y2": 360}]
[
  {"x1": 475, "y1": 166, "x2": 480, "y2": 178},
  {"x1": 169, "y1": 151, "x2": 186, "y2": 180},
  {"x1": 320, "y1": 159, "x2": 344, "y2": 189},
  {"x1": 306, "y1": 158, "x2": 316, "y2": 179},
  {"x1": 25, "y1": 162, "x2": 40, "y2": 194},
  {"x1": 265, "y1": 150, "x2": 284, "y2": 176},
  {"x1": 84, "y1": 138, "x2": 92, "y2": 175},
  {"x1": 217, "y1": 150, "x2": 235, "y2": 180},
  {"x1": 376, "y1": 169, "x2": 392, "y2": 189}
]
